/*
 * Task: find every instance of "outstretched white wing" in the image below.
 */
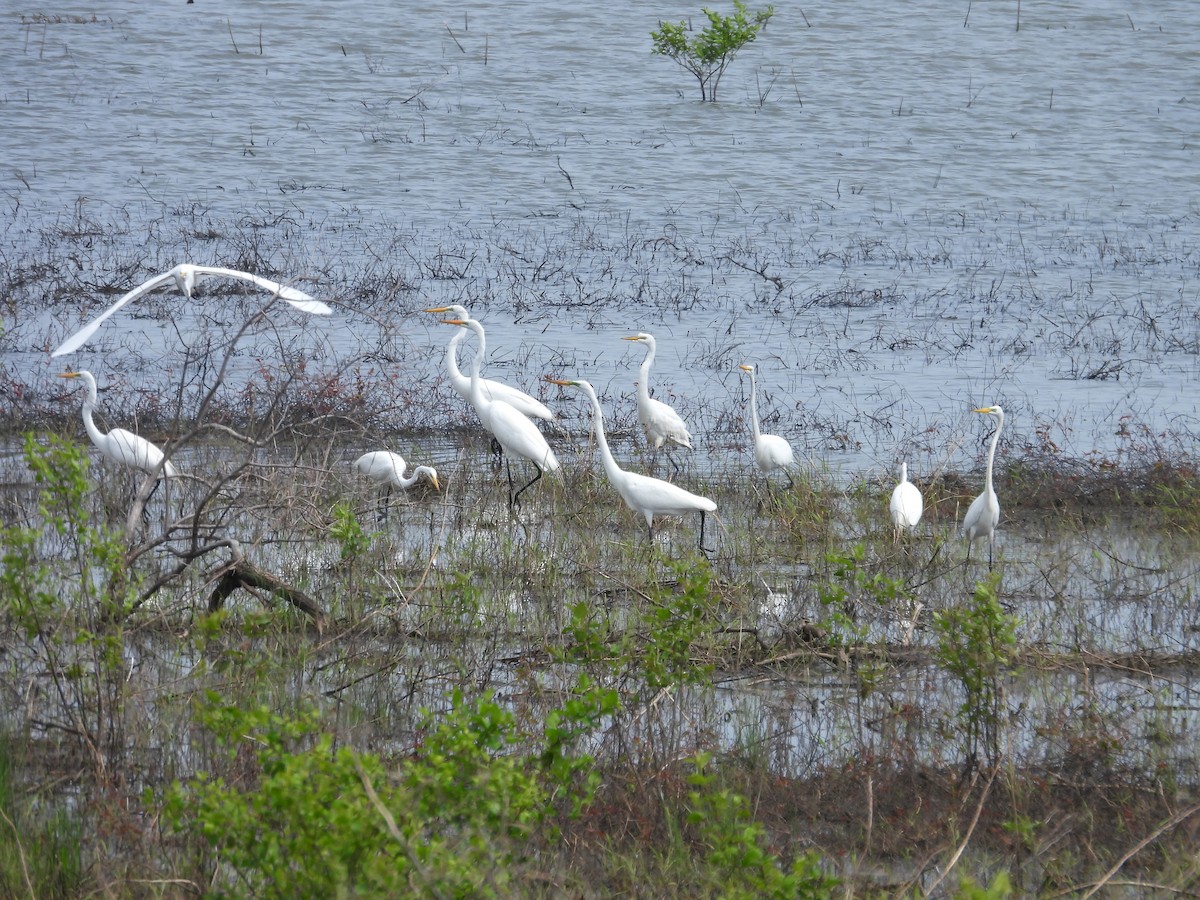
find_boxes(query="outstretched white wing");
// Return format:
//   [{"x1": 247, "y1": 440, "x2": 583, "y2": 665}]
[
  {"x1": 51, "y1": 263, "x2": 331, "y2": 357},
  {"x1": 51, "y1": 270, "x2": 177, "y2": 357}
]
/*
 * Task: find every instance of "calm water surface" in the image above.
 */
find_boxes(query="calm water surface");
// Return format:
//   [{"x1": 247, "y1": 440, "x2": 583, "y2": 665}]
[{"x1": 2, "y1": 0, "x2": 1199, "y2": 477}]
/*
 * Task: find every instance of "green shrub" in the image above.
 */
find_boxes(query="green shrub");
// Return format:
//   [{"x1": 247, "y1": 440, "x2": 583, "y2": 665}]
[{"x1": 652, "y1": 1, "x2": 776, "y2": 101}]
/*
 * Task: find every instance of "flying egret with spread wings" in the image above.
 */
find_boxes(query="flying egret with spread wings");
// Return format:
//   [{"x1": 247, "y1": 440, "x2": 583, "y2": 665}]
[{"x1": 52, "y1": 263, "x2": 331, "y2": 357}]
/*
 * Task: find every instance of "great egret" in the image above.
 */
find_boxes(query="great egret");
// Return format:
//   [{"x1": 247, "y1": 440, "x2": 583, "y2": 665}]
[
  {"x1": 59, "y1": 370, "x2": 180, "y2": 478},
  {"x1": 738, "y1": 364, "x2": 796, "y2": 486},
  {"x1": 623, "y1": 333, "x2": 693, "y2": 469},
  {"x1": 423, "y1": 305, "x2": 553, "y2": 420},
  {"x1": 889, "y1": 461, "x2": 923, "y2": 538},
  {"x1": 442, "y1": 318, "x2": 559, "y2": 507},
  {"x1": 962, "y1": 405, "x2": 1005, "y2": 569},
  {"x1": 352, "y1": 451, "x2": 439, "y2": 521},
  {"x1": 51, "y1": 263, "x2": 331, "y2": 357},
  {"x1": 546, "y1": 376, "x2": 716, "y2": 551}
]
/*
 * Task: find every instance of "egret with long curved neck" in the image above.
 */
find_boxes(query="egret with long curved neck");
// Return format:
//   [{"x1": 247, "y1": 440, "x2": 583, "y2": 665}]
[
  {"x1": 442, "y1": 318, "x2": 559, "y2": 508},
  {"x1": 623, "y1": 332, "x2": 693, "y2": 472},
  {"x1": 59, "y1": 370, "x2": 179, "y2": 478},
  {"x1": 546, "y1": 376, "x2": 715, "y2": 551},
  {"x1": 353, "y1": 451, "x2": 440, "y2": 521},
  {"x1": 738, "y1": 363, "x2": 795, "y2": 487},
  {"x1": 424, "y1": 305, "x2": 553, "y2": 420},
  {"x1": 962, "y1": 405, "x2": 1005, "y2": 569}
]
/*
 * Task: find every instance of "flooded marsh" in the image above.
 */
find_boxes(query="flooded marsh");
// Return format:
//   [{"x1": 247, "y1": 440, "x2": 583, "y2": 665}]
[{"x1": 3, "y1": 0, "x2": 1200, "y2": 894}]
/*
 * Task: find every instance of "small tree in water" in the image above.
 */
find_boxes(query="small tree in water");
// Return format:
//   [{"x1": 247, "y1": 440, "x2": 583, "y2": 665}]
[{"x1": 651, "y1": 1, "x2": 775, "y2": 102}]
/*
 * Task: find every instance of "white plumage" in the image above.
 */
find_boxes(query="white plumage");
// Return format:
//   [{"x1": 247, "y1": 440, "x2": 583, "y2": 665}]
[
  {"x1": 889, "y1": 461, "x2": 923, "y2": 534},
  {"x1": 52, "y1": 263, "x2": 330, "y2": 357},
  {"x1": 738, "y1": 364, "x2": 796, "y2": 482},
  {"x1": 624, "y1": 332, "x2": 693, "y2": 452},
  {"x1": 547, "y1": 376, "x2": 715, "y2": 549},
  {"x1": 962, "y1": 405, "x2": 1005, "y2": 568},
  {"x1": 59, "y1": 370, "x2": 179, "y2": 478}
]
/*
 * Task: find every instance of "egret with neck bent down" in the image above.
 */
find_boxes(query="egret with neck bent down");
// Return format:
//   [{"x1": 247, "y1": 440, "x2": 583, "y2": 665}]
[
  {"x1": 738, "y1": 364, "x2": 796, "y2": 486},
  {"x1": 962, "y1": 405, "x2": 1005, "y2": 569},
  {"x1": 423, "y1": 305, "x2": 553, "y2": 420},
  {"x1": 623, "y1": 333, "x2": 693, "y2": 471},
  {"x1": 889, "y1": 461, "x2": 923, "y2": 539},
  {"x1": 59, "y1": 370, "x2": 179, "y2": 478},
  {"x1": 442, "y1": 318, "x2": 559, "y2": 508},
  {"x1": 546, "y1": 376, "x2": 716, "y2": 552},
  {"x1": 353, "y1": 451, "x2": 439, "y2": 521},
  {"x1": 51, "y1": 263, "x2": 331, "y2": 357}
]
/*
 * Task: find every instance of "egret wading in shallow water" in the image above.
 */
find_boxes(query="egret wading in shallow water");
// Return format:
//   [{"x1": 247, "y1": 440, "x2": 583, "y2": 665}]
[
  {"x1": 738, "y1": 363, "x2": 796, "y2": 487},
  {"x1": 546, "y1": 376, "x2": 716, "y2": 552},
  {"x1": 623, "y1": 332, "x2": 693, "y2": 473},
  {"x1": 59, "y1": 370, "x2": 180, "y2": 479},
  {"x1": 352, "y1": 451, "x2": 439, "y2": 522},
  {"x1": 962, "y1": 405, "x2": 1005, "y2": 569},
  {"x1": 442, "y1": 318, "x2": 559, "y2": 509},
  {"x1": 423, "y1": 305, "x2": 554, "y2": 422},
  {"x1": 51, "y1": 263, "x2": 331, "y2": 357},
  {"x1": 889, "y1": 461, "x2": 923, "y2": 539}
]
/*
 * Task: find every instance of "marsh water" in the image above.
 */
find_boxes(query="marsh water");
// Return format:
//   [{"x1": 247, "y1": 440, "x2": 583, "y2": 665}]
[{"x1": 3, "y1": 0, "x2": 1200, "y2": 794}]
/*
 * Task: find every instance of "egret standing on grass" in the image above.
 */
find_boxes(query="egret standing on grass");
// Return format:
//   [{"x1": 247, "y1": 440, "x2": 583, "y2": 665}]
[
  {"x1": 738, "y1": 363, "x2": 796, "y2": 487},
  {"x1": 623, "y1": 332, "x2": 693, "y2": 471},
  {"x1": 352, "y1": 451, "x2": 439, "y2": 521},
  {"x1": 59, "y1": 370, "x2": 180, "y2": 478},
  {"x1": 889, "y1": 461, "x2": 923, "y2": 539},
  {"x1": 962, "y1": 405, "x2": 1005, "y2": 569},
  {"x1": 546, "y1": 376, "x2": 716, "y2": 552},
  {"x1": 442, "y1": 318, "x2": 559, "y2": 508},
  {"x1": 51, "y1": 263, "x2": 331, "y2": 357}
]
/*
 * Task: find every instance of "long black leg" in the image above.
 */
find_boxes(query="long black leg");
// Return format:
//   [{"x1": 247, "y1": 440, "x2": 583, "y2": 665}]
[
  {"x1": 504, "y1": 456, "x2": 516, "y2": 508},
  {"x1": 698, "y1": 510, "x2": 713, "y2": 554},
  {"x1": 987, "y1": 539, "x2": 994, "y2": 572},
  {"x1": 511, "y1": 465, "x2": 543, "y2": 508},
  {"x1": 490, "y1": 436, "x2": 505, "y2": 472}
]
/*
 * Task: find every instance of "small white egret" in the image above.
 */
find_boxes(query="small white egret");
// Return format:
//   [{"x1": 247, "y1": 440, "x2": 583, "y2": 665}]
[
  {"x1": 423, "y1": 305, "x2": 553, "y2": 420},
  {"x1": 623, "y1": 333, "x2": 693, "y2": 469},
  {"x1": 352, "y1": 451, "x2": 439, "y2": 521},
  {"x1": 52, "y1": 263, "x2": 331, "y2": 357},
  {"x1": 546, "y1": 376, "x2": 716, "y2": 551},
  {"x1": 443, "y1": 318, "x2": 559, "y2": 507},
  {"x1": 738, "y1": 364, "x2": 796, "y2": 486},
  {"x1": 889, "y1": 461, "x2": 923, "y2": 538},
  {"x1": 59, "y1": 370, "x2": 179, "y2": 478},
  {"x1": 962, "y1": 405, "x2": 1005, "y2": 569}
]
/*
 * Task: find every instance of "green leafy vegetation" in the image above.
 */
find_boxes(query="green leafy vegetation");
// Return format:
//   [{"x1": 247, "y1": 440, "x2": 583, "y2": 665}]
[{"x1": 651, "y1": 1, "x2": 776, "y2": 101}]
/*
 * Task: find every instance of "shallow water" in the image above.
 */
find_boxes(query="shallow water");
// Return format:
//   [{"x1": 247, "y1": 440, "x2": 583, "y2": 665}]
[{"x1": 3, "y1": 0, "x2": 1199, "y2": 484}]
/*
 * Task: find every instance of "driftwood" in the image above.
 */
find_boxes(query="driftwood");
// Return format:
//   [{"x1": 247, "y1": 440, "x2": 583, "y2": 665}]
[{"x1": 205, "y1": 545, "x2": 326, "y2": 632}]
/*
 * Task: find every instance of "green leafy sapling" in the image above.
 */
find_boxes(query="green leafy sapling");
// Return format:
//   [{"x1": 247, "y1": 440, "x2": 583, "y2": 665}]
[{"x1": 651, "y1": 1, "x2": 776, "y2": 102}]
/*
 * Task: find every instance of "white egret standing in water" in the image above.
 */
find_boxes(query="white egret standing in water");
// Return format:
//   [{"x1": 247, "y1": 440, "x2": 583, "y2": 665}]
[
  {"x1": 889, "y1": 461, "x2": 923, "y2": 539},
  {"x1": 738, "y1": 363, "x2": 796, "y2": 487},
  {"x1": 623, "y1": 332, "x2": 693, "y2": 472},
  {"x1": 546, "y1": 376, "x2": 716, "y2": 551},
  {"x1": 962, "y1": 405, "x2": 1005, "y2": 569},
  {"x1": 352, "y1": 451, "x2": 439, "y2": 521},
  {"x1": 59, "y1": 370, "x2": 180, "y2": 478},
  {"x1": 442, "y1": 318, "x2": 559, "y2": 508}
]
